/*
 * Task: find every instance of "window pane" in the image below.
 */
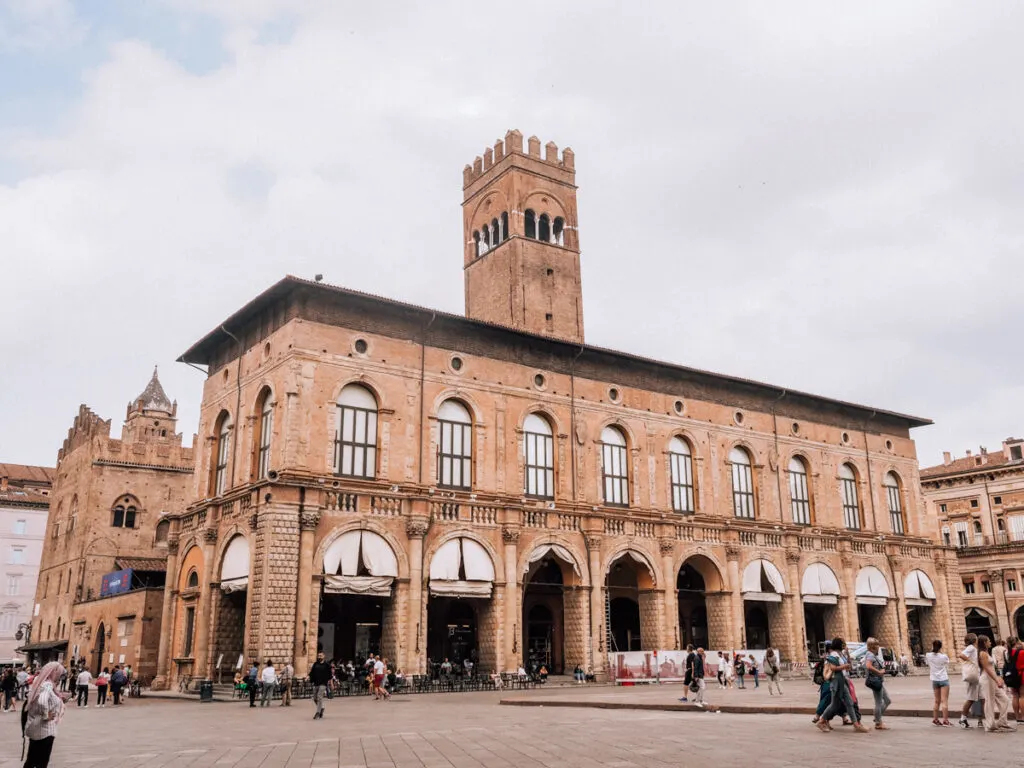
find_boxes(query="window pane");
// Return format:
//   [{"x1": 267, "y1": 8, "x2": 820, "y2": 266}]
[{"x1": 354, "y1": 410, "x2": 366, "y2": 443}]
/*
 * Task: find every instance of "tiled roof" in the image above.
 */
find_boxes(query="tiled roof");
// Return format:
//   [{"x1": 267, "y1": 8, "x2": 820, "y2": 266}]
[
  {"x1": 134, "y1": 366, "x2": 173, "y2": 413},
  {"x1": 0, "y1": 487, "x2": 50, "y2": 507},
  {"x1": 920, "y1": 452, "x2": 1021, "y2": 478},
  {"x1": 0, "y1": 463, "x2": 55, "y2": 486},
  {"x1": 115, "y1": 556, "x2": 167, "y2": 573}
]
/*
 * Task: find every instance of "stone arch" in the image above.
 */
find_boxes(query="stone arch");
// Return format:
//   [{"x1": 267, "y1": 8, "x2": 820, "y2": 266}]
[
  {"x1": 594, "y1": 417, "x2": 638, "y2": 449},
  {"x1": 468, "y1": 189, "x2": 510, "y2": 230},
  {"x1": 518, "y1": 536, "x2": 588, "y2": 587},
  {"x1": 314, "y1": 521, "x2": 410, "y2": 580},
  {"x1": 521, "y1": 189, "x2": 570, "y2": 221},
  {"x1": 177, "y1": 544, "x2": 204, "y2": 590},
  {"x1": 741, "y1": 556, "x2": 788, "y2": 593},
  {"x1": 726, "y1": 438, "x2": 762, "y2": 465},
  {"x1": 213, "y1": 527, "x2": 251, "y2": 581},
  {"x1": 423, "y1": 529, "x2": 500, "y2": 579},
  {"x1": 329, "y1": 375, "x2": 389, "y2": 413},
  {"x1": 515, "y1": 404, "x2": 566, "y2": 437},
  {"x1": 677, "y1": 551, "x2": 725, "y2": 592},
  {"x1": 429, "y1": 388, "x2": 487, "y2": 425},
  {"x1": 605, "y1": 546, "x2": 658, "y2": 589}
]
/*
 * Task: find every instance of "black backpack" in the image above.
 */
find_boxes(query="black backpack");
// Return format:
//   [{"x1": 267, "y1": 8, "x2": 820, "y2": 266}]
[
  {"x1": 1003, "y1": 648, "x2": 1022, "y2": 689},
  {"x1": 812, "y1": 659, "x2": 825, "y2": 686}
]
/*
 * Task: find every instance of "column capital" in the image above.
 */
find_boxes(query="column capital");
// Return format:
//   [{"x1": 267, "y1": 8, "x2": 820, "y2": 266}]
[
  {"x1": 406, "y1": 518, "x2": 429, "y2": 539},
  {"x1": 167, "y1": 535, "x2": 180, "y2": 555},
  {"x1": 658, "y1": 539, "x2": 675, "y2": 556},
  {"x1": 988, "y1": 569, "x2": 1004, "y2": 583},
  {"x1": 583, "y1": 532, "x2": 603, "y2": 550},
  {"x1": 501, "y1": 526, "x2": 520, "y2": 544},
  {"x1": 300, "y1": 509, "x2": 321, "y2": 531},
  {"x1": 202, "y1": 527, "x2": 218, "y2": 544},
  {"x1": 724, "y1": 542, "x2": 741, "y2": 560},
  {"x1": 840, "y1": 550, "x2": 854, "y2": 567},
  {"x1": 784, "y1": 547, "x2": 801, "y2": 565}
]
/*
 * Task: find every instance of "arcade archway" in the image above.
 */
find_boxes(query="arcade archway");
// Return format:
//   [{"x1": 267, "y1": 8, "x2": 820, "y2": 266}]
[
  {"x1": 521, "y1": 543, "x2": 584, "y2": 675},
  {"x1": 606, "y1": 551, "x2": 657, "y2": 652},
  {"x1": 801, "y1": 562, "x2": 842, "y2": 659},
  {"x1": 677, "y1": 555, "x2": 724, "y2": 650},
  {"x1": 965, "y1": 608, "x2": 995, "y2": 642},
  {"x1": 741, "y1": 559, "x2": 786, "y2": 650},
  {"x1": 426, "y1": 537, "x2": 496, "y2": 672},
  {"x1": 213, "y1": 535, "x2": 249, "y2": 676}
]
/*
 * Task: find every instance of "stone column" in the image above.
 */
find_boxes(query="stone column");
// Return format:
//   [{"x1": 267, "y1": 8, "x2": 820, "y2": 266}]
[
  {"x1": 705, "y1": 593, "x2": 734, "y2": 649},
  {"x1": 294, "y1": 508, "x2": 320, "y2": 677},
  {"x1": 405, "y1": 517, "x2": 428, "y2": 674},
  {"x1": 638, "y1": 589, "x2": 665, "y2": 650},
  {"x1": 888, "y1": 555, "x2": 911, "y2": 656},
  {"x1": 989, "y1": 570, "x2": 1011, "y2": 639},
  {"x1": 193, "y1": 527, "x2": 218, "y2": 680},
  {"x1": 659, "y1": 540, "x2": 678, "y2": 649},
  {"x1": 153, "y1": 535, "x2": 180, "y2": 690},
  {"x1": 725, "y1": 542, "x2": 743, "y2": 647},
  {"x1": 563, "y1": 585, "x2": 590, "y2": 670},
  {"x1": 785, "y1": 547, "x2": 805, "y2": 659},
  {"x1": 840, "y1": 549, "x2": 858, "y2": 641},
  {"x1": 935, "y1": 553, "x2": 965, "y2": 651},
  {"x1": 502, "y1": 526, "x2": 520, "y2": 672},
  {"x1": 835, "y1": 596, "x2": 853, "y2": 641},
  {"x1": 585, "y1": 533, "x2": 605, "y2": 675}
]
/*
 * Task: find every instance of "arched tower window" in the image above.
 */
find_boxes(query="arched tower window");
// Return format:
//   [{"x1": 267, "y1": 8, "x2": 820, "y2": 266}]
[
  {"x1": 669, "y1": 437, "x2": 695, "y2": 514},
  {"x1": 112, "y1": 496, "x2": 138, "y2": 528},
  {"x1": 335, "y1": 384, "x2": 378, "y2": 479},
  {"x1": 437, "y1": 400, "x2": 472, "y2": 489},
  {"x1": 254, "y1": 387, "x2": 273, "y2": 481},
  {"x1": 211, "y1": 411, "x2": 232, "y2": 496},
  {"x1": 538, "y1": 213, "x2": 551, "y2": 242},
  {"x1": 600, "y1": 426, "x2": 629, "y2": 507},
  {"x1": 186, "y1": 569, "x2": 199, "y2": 589},
  {"x1": 840, "y1": 463, "x2": 861, "y2": 530},
  {"x1": 884, "y1": 471, "x2": 905, "y2": 535},
  {"x1": 501, "y1": 211, "x2": 509, "y2": 241},
  {"x1": 490, "y1": 218, "x2": 499, "y2": 246},
  {"x1": 524, "y1": 209, "x2": 536, "y2": 239},
  {"x1": 553, "y1": 216, "x2": 565, "y2": 246},
  {"x1": 523, "y1": 413, "x2": 554, "y2": 499},
  {"x1": 789, "y1": 456, "x2": 811, "y2": 525},
  {"x1": 473, "y1": 230, "x2": 481, "y2": 257},
  {"x1": 729, "y1": 447, "x2": 755, "y2": 519},
  {"x1": 155, "y1": 519, "x2": 170, "y2": 543}
]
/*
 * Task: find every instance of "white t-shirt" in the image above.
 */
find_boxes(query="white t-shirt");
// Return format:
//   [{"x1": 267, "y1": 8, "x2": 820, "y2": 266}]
[
  {"x1": 261, "y1": 666, "x2": 277, "y2": 684},
  {"x1": 925, "y1": 652, "x2": 949, "y2": 682},
  {"x1": 373, "y1": 660, "x2": 385, "y2": 675},
  {"x1": 77, "y1": 670, "x2": 92, "y2": 686},
  {"x1": 961, "y1": 645, "x2": 978, "y2": 680}
]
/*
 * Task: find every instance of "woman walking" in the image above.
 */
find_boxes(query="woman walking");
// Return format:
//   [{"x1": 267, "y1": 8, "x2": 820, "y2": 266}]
[
  {"x1": 977, "y1": 636, "x2": 1014, "y2": 732},
  {"x1": 864, "y1": 637, "x2": 890, "y2": 730},
  {"x1": 817, "y1": 637, "x2": 869, "y2": 733},
  {"x1": 734, "y1": 652, "x2": 746, "y2": 689},
  {"x1": 22, "y1": 662, "x2": 66, "y2": 768},
  {"x1": 925, "y1": 639, "x2": 951, "y2": 726},
  {"x1": 764, "y1": 648, "x2": 782, "y2": 696},
  {"x1": 95, "y1": 668, "x2": 109, "y2": 708}
]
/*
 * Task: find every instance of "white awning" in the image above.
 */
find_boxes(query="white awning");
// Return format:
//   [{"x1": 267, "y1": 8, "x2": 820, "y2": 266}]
[
  {"x1": 742, "y1": 559, "x2": 786, "y2": 598},
  {"x1": 855, "y1": 565, "x2": 891, "y2": 605},
  {"x1": 220, "y1": 535, "x2": 250, "y2": 592},
  {"x1": 428, "y1": 579, "x2": 493, "y2": 598},
  {"x1": 904, "y1": 569, "x2": 936, "y2": 606},
  {"x1": 428, "y1": 537, "x2": 494, "y2": 597},
  {"x1": 323, "y1": 575, "x2": 394, "y2": 597},
  {"x1": 524, "y1": 544, "x2": 581, "y2": 578},
  {"x1": 323, "y1": 530, "x2": 399, "y2": 578},
  {"x1": 801, "y1": 563, "x2": 841, "y2": 604}
]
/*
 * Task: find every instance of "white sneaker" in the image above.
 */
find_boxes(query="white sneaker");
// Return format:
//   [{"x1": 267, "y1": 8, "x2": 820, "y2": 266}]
[{"x1": 696, "y1": 702, "x2": 705, "y2": 708}]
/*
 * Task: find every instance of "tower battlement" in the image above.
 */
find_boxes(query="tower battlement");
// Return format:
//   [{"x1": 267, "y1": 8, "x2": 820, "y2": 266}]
[{"x1": 463, "y1": 129, "x2": 575, "y2": 189}]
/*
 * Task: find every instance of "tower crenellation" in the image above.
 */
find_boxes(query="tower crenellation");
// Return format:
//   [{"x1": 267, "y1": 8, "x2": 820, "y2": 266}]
[{"x1": 462, "y1": 129, "x2": 584, "y2": 343}]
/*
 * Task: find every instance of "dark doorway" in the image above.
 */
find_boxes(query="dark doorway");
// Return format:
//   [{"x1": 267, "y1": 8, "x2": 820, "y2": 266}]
[
  {"x1": 677, "y1": 563, "x2": 708, "y2": 649},
  {"x1": 319, "y1": 593, "x2": 384, "y2": 664},
  {"x1": 857, "y1": 605, "x2": 881, "y2": 642},
  {"x1": 523, "y1": 558, "x2": 565, "y2": 673},
  {"x1": 214, "y1": 590, "x2": 247, "y2": 677},
  {"x1": 965, "y1": 608, "x2": 994, "y2": 642},
  {"x1": 906, "y1": 608, "x2": 923, "y2": 656},
  {"x1": 93, "y1": 622, "x2": 106, "y2": 676},
  {"x1": 804, "y1": 604, "x2": 828, "y2": 659},
  {"x1": 609, "y1": 597, "x2": 641, "y2": 652},
  {"x1": 427, "y1": 597, "x2": 478, "y2": 668},
  {"x1": 744, "y1": 604, "x2": 770, "y2": 649}
]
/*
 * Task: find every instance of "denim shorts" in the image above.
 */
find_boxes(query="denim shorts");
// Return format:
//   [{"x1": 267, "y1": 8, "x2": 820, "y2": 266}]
[{"x1": 932, "y1": 680, "x2": 949, "y2": 688}]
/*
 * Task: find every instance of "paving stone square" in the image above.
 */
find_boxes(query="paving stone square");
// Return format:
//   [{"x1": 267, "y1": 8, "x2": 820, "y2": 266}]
[{"x1": 3, "y1": 683, "x2": 1020, "y2": 768}]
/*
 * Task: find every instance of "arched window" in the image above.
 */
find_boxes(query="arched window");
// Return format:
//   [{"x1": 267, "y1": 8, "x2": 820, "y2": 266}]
[
  {"x1": 335, "y1": 384, "x2": 378, "y2": 479},
  {"x1": 186, "y1": 569, "x2": 199, "y2": 589},
  {"x1": 211, "y1": 411, "x2": 232, "y2": 496},
  {"x1": 68, "y1": 497, "x2": 77, "y2": 535},
  {"x1": 437, "y1": 400, "x2": 472, "y2": 489},
  {"x1": 789, "y1": 456, "x2": 811, "y2": 525},
  {"x1": 840, "y1": 464, "x2": 861, "y2": 530},
  {"x1": 481, "y1": 225, "x2": 490, "y2": 251},
  {"x1": 523, "y1": 413, "x2": 554, "y2": 499},
  {"x1": 538, "y1": 213, "x2": 551, "y2": 242},
  {"x1": 729, "y1": 447, "x2": 755, "y2": 519},
  {"x1": 155, "y1": 519, "x2": 170, "y2": 543},
  {"x1": 254, "y1": 387, "x2": 273, "y2": 481},
  {"x1": 669, "y1": 437, "x2": 694, "y2": 514},
  {"x1": 501, "y1": 212, "x2": 509, "y2": 241},
  {"x1": 553, "y1": 217, "x2": 565, "y2": 246},
  {"x1": 600, "y1": 426, "x2": 629, "y2": 507},
  {"x1": 112, "y1": 496, "x2": 137, "y2": 528},
  {"x1": 473, "y1": 230, "x2": 481, "y2": 257},
  {"x1": 490, "y1": 218, "x2": 499, "y2": 246},
  {"x1": 884, "y1": 471, "x2": 905, "y2": 534},
  {"x1": 524, "y1": 209, "x2": 536, "y2": 239}
]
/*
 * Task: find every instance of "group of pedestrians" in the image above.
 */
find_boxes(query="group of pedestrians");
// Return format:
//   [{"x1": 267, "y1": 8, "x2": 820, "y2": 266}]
[
  {"x1": 70, "y1": 664, "x2": 130, "y2": 708},
  {"x1": 240, "y1": 659, "x2": 295, "y2": 707}
]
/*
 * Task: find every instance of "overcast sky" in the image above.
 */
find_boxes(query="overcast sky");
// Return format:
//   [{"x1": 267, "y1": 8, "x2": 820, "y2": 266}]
[{"x1": 2, "y1": 1, "x2": 1022, "y2": 470}]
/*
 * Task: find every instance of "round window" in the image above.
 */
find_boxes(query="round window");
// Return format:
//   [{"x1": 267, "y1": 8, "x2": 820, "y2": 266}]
[
  {"x1": 450, "y1": 356, "x2": 464, "y2": 372},
  {"x1": 841, "y1": 431, "x2": 851, "y2": 445},
  {"x1": 609, "y1": 387, "x2": 620, "y2": 402},
  {"x1": 885, "y1": 439, "x2": 894, "y2": 452},
  {"x1": 673, "y1": 400, "x2": 684, "y2": 415},
  {"x1": 791, "y1": 422, "x2": 800, "y2": 435},
  {"x1": 734, "y1": 411, "x2": 745, "y2": 426},
  {"x1": 354, "y1": 338, "x2": 368, "y2": 354},
  {"x1": 534, "y1": 374, "x2": 545, "y2": 389}
]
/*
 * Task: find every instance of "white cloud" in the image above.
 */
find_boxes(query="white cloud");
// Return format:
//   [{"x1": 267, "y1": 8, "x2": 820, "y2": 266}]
[{"x1": 0, "y1": 0, "x2": 84, "y2": 50}]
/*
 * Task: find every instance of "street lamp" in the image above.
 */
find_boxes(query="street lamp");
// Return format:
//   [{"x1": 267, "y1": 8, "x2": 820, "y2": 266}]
[{"x1": 15, "y1": 623, "x2": 31, "y2": 644}]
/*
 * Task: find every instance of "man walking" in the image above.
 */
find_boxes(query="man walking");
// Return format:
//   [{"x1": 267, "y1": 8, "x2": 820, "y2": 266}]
[
  {"x1": 678, "y1": 644, "x2": 695, "y2": 703},
  {"x1": 76, "y1": 667, "x2": 92, "y2": 707},
  {"x1": 310, "y1": 652, "x2": 331, "y2": 720},
  {"x1": 260, "y1": 660, "x2": 277, "y2": 707},
  {"x1": 279, "y1": 661, "x2": 294, "y2": 706},
  {"x1": 110, "y1": 665, "x2": 127, "y2": 705},
  {"x1": 691, "y1": 648, "x2": 707, "y2": 708},
  {"x1": 247, "y1": 661, "x2": 259, "y2": 708}
]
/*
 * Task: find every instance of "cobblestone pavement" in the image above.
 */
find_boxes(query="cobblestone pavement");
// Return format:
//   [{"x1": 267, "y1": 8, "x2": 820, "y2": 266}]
[{"x1": 2, "y1": 688, "x2": 1019, "y2": 768}]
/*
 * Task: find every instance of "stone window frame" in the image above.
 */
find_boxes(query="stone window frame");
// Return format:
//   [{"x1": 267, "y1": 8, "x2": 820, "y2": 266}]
[
  {"x1": 839, "y1": 462, "x2": 863, "y2": 531},
  {"x1": 727, "y1": 443, "x2": 757, "y2": 520},
  {"x1": 667, "y1": 434, "x2": 697, "y2": 515},
  {"x1": 787, "y1": 453, "x2": 813, "y2": 526}
]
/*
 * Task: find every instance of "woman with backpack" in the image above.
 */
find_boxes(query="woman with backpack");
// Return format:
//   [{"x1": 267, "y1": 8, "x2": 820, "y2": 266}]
[
  {"x1": 1005, "y1": 637, "x2": 1024, "y2": 724},
  {"x1": 864, "y1": 637, "x2": 891, "y2": 730},
  {"x1": 764, "y1": 648, "x2": 782, "y2": 696},
  {"x1": 22, "y1": 662, "x2": 66, "y2": 768}
]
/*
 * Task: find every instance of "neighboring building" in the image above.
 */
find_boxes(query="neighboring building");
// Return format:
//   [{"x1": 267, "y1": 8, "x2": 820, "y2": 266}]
[
  {"x1": 921, "y1": 438, "x2": 1024, "y2": 644},
  {"x1": 28, "y1": 369, "x2": 194, "y2": 680},
  {"x1": 0, "y1": 464, "x2": 53, "y2": 662},
  {"x1": 155, "y1": 130, "x2": 954, "y2": 688}
]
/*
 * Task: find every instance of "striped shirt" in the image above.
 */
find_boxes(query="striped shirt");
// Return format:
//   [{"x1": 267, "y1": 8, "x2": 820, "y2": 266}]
[{"x1": 25, "y1": 682, "x2": 62, "y2": 741}]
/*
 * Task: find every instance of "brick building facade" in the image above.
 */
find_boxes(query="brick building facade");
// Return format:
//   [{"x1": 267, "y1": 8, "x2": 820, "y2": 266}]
[
  {"x1": 155, "y1": 131, "x2": 957, "y2": 687},
  {"x1": 921, "y1": 438, "x2": 1024, "y2": 645},
  {"x1": 31, "y1": 370, "x2": 194, "y2": 679}
]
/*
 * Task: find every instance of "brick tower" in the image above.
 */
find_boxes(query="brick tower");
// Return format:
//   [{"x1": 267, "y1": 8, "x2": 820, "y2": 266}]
[{"x1": 462, "y1": 129, "x2": 584, "y2": 342}]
